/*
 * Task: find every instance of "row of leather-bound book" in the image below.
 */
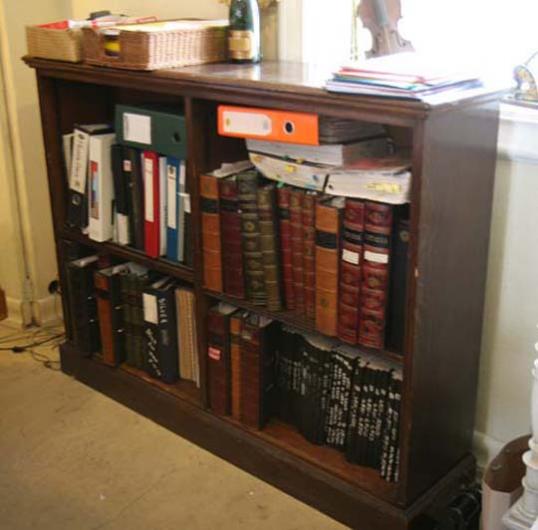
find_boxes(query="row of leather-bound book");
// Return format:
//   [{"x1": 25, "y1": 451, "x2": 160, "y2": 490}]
[
  {"x1": 201, "y1": 163, "x2": 409, "y2": 353},
  {"x1": 206, "y1": 303, "x2": 402, "y2": 483},
  {"x1": 62, "y1": 243, "x2": 199, "y2": 386}
]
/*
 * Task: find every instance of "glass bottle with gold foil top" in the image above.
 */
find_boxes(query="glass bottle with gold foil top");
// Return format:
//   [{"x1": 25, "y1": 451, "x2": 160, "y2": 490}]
[{"x1": 228, "y1": 0, "x2": 261, "y2": 63}]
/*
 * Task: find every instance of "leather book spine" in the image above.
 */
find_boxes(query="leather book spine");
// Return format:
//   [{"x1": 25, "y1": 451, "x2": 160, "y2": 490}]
[
  {"x1": 277, "y1": 186, "x2": 295, "y2": 310},
  {"x1": 200, "y1": 173, "x2": 223, "y2": 292},
  {"x1": 257, "y1": 183, "x2": 282, "y2": 311},
  {"x1": 289, "y1": 188, "x2": 305, "y2": 313},
  {"x1": 94, "y1": 271, "x2": 116, "y2": 366},
  {"x1": 230, "y1": 313, "x2": 243, "y2": 421},
  {"x1": 387, "y1": 218, "x2": 410, "y2": 354},
  {"x1": 239, "y1": 315, "x2": 278, "y2": 429},
  {"x1": 123, "y1": 147, "x2": 144, "y2": 250},
  {"x1": 238, "y1": 171, "x2": 267, "y2": 305},
  {"x1": 302, "y1": 192, "x2": 317, "y2": 319},
  {"x1": 207, "y1": 307, "x2": 232, "y2": 416},
  {"x1": 158, "y1": 287, "x2": 179, "y2": 384},
  {"x1": 143, "y1": 286, "x2": 162, "y2": 380},
  {"x1": 121, "y1": 272, "x2": 135, "y2": 366},
  {"x1": 358, "y1": 202, "x2": 393, "y2": 349},
  {"x1": 219, "y1": 176, "x2": 245, "y2": 298},
  {"x1": 133, "y1": 275, "x2": 148, "y2": 369},
  {"x1": 315, "y1": 198, "x2": 344, "y2": 337},
  {"x1": 338, "y1": 199, "x2": 365, "y2": 344}
]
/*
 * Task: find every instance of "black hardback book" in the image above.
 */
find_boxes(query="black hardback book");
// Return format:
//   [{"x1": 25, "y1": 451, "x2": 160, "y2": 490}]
[
  {"x1": 143, "y1": 277, "x2": 179, "y2": 383},
  {"x1": 122, "y1": 146, "x2": 145, "y2": 250},
  {"x1": 387, "y1": 217, "x2": 410, "y2": 353},
  {"x1": 66, "y1": 255, "x2": 100, "y2": 356},
  {"x1": 325, "y1": 345, "x2": 359, "y2": 450},
  {"x1": 345, "y1": 359, "x2": 369, "y2": 465},
  {"x1": 276, "y1": 326, "x2": 297, "y2": 424},
  {"x1": 111, "y1": 144, "x2": 131, "y2": 243}
]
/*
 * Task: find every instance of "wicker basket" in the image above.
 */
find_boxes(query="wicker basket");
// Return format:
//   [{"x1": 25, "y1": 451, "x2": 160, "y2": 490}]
[
  {"x1": 26, "y1": 25, "x2": 82, "y2": 62},
  {"x1": 82, "y1": 20, "x2": 229, "y2": 71}
]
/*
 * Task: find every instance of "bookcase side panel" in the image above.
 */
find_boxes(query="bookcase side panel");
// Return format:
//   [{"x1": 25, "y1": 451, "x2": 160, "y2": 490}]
[{"x1": 404, "y1": 100, "x2": 500, "y2": 502}]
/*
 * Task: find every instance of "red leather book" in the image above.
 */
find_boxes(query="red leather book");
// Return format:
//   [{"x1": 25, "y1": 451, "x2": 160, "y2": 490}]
[
  {"x1": 338, "y1": 198, "x2": 365, "y2": 344},
  {"x1": 302, "y1": 191, "x2": 317, "y2": 319},
  {"x1": 143, "y1": 151, "x2": 160, "y2": 258},
  {"x1": 207, "y1": 303, "x2": 238, "y2": 416},
  {"x1": 277, "y1": 186, "x2": 295, "y2": 310},
  {"x1": 289, "y1": 188, "x2": 305, "y2": 314},
  {"x1": 315, "y1": 196, "x2": 345, "y2": 337},
  {"x1": 239, "y1": 313, "x2": 279, "y2": 430},
  {"x1": 219, "y1": 175, "x2": 245, "y2": 298},
  {"x1": 358, "y1": 201, "x2": 393, "y2": 349},
  {"x1": 200, "y1": 172, "x2": 223, "y2": 292},
  {"x1": 230, "y1": 312, "x2": 243, "y2": 421}
]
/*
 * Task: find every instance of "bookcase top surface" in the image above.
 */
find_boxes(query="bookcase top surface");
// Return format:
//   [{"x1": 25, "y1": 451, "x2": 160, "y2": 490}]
[{"x1": 25, "y1": 57, "x2": 504, "y2": 124}]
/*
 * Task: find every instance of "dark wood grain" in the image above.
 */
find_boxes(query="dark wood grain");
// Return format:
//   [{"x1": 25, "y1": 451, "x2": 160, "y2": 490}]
[{"x1": 402, "y1": 99, "x2": 500, "y2": 503}]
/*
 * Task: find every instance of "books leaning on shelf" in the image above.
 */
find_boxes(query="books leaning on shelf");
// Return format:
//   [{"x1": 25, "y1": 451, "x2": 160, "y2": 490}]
[
  {"x1": 205, "y1": 308, "x2": 402, "y2": 483},
  {"x1": 201, "y1": 161, "x2": 410, "y2": 353},
  {"x1": 62, "y1": 104, "x2": 192, "y2": 265},
  {"x1": 65, "y1": 251, "x2": 200, "y2": 387}
]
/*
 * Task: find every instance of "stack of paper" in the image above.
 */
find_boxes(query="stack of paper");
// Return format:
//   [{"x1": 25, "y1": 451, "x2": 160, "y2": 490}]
[{"x1": 326, "y1": 53, "x2": 481, "y2": 100}]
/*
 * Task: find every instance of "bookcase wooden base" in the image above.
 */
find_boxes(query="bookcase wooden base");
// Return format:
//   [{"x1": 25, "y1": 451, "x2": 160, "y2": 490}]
[{"x1": 60, "y1": 342, "x2": 474, "y2": 530}]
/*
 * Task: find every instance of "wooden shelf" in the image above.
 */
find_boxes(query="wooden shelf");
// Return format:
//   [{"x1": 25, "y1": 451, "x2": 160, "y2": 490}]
[
  {"x1": 222, "y1": 416, "x2": 397, "y2": 500},
  {"x1": 60, "y1": 228, "x2": 194, "y2": 284},
  {"x1": 204, "y1": 289, "x2": 404, "y2": 365},
  {"x1": 120, "y1": 364, "x2": 201, "y2": 407}
]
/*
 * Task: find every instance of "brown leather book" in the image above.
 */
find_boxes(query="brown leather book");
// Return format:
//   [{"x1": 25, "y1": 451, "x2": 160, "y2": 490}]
[
  {"x1": 276, "y1": 186, "x2": 295, "y2": 310},
  {"x1": 95, "y1": 264, "x2": 128, "y2": 366},
  {"x1": 207, "y1": 303, "x2": 238, "y2": 416},
  {"x1": 358, "y1": 202, "x2": 393, "y2": 349},
  {"x1": 230, "y1": 312, "x2": 243, "y2": 421},
  {"x1": 257, "y1": 183, "x2": 282, "y2": 311},
  {"x1": 302, "y1": 191, "x2": 317, "y2": 319},
  {"x1": 200, "y1": 173, "x2": 223, "y2": 293},
  {"x1": 238, "y1": 170, "x2": 267, "y2": 305},
  {"x1": 219, "y1": 175, "x2": 245, "y2": 299},
  {"x1": 315, "y1": 196, "x2": 345, "y2": 337},
  {"x1": 338, "y1": 198, "x2": 365, "y2": 344},
  {"x1": 176, "y1": 286, "x2": 200, "y2": 386},
  {"x1": 289, "y1": 188, "x2": 305, "y2": 313},
  {"x1": 239, "y1": 313, "x2": 279, "y2": 430}
]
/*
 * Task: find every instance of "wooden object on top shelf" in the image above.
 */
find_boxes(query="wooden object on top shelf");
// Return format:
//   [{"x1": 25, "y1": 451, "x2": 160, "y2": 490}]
[{"x1": 27, "y1": 55, "x2": 502, "y2": 530}]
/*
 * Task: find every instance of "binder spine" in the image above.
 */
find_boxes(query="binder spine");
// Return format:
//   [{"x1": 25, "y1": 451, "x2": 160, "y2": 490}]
[{"x1": 143, "y1": 151, "x2": 160, "y2": 258}]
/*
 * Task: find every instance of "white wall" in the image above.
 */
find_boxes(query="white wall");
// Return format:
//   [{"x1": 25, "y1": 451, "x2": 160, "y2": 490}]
[{"x1": 474, "y1": 104, "x2": 538, "y2": 466}]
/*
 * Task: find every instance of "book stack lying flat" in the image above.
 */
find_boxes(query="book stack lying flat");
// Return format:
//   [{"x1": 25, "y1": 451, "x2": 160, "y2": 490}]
[{"x1": 325, "y1": 52, "x2": 481, "y2": 101}]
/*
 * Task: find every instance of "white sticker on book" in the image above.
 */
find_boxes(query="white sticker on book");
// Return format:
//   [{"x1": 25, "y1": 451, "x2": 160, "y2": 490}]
[
  {"x1": 167, "y1": 165, "x2": 177, "y2": 229},
  {"x1": 123, "y1": 113, "x2": 152, "y2": 145},
  {"x1": 144, "y1": 158, "x2": 154, "y2": 222},
  {"x1": 223, "y1": 110, "x2": 272, "y2": 137},
  {"x1": 182, "y1": 193, "x2": 191, "y2": 214},
  {"x1": 143, "y1": 293, "x2": 158, "y2": 324},
  {"x1": 123, "y1": 159, "x2": 132, "y2": 172},
  {"x1": 364, "y1": 250, "x2": 389, "y2": 264},
  {"x1": 342, "y1": 249, "x2": 360, "y2": 265}
]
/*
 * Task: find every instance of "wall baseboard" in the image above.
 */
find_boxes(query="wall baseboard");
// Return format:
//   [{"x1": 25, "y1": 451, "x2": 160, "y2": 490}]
[
  {"x1": 4, "y1": 296, "x2": 32, "y2": 328},
  {"x1": 32, "y1": 293, "x2": 63, "y2": 326}
]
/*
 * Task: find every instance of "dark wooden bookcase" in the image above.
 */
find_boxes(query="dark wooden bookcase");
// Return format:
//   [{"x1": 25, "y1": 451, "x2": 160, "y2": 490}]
[{"x1": 26, "y1": 57, "x2": 501, "y2": 529}]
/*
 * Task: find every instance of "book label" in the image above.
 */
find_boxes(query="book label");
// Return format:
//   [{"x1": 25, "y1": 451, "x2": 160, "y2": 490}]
[
  {"x1": 364, "y1": 250, "x2": 389, "y2": 264},
  {"x1": 143, "y1": 293, "x2": 158, "y2": 324},
  {"x1": 343, "y1": 248, "x2": 360, "y2": 265},
  {"x1": 167, "y1": 164, "x2": 177, "y2": 228},
  {"x1": 208, "y1": 346, "x2": 221, "y2": 361},
  {"x1": 123, "y1": 113, "x2": 151, "y2": 145},
  {"x1": 144, "y1": 158, "x2": 154, "y2": 222}
]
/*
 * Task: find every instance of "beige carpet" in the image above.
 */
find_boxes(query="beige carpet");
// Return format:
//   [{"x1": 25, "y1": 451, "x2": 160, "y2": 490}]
[{"x1": 0, "y1": 323, "x2": 346, "y2": 530}]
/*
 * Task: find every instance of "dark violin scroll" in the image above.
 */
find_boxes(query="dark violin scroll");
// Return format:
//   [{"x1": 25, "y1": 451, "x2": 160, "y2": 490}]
[{"x1": 357, "y1": 0, "x2": 414, "y2": 58}]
